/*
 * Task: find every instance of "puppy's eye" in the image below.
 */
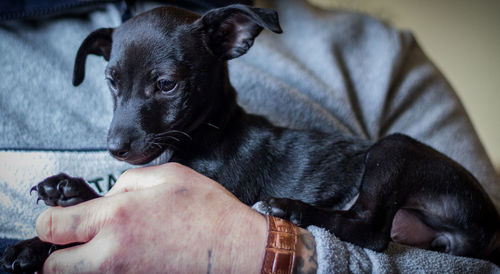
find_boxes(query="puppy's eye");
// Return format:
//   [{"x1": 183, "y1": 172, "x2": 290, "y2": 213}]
[
  {"x1": 106, "y1": 77, "x2": 117, "y2": 91},
  {"x1": 157, "y1": 79, "x2": 177, "y2": 94}
]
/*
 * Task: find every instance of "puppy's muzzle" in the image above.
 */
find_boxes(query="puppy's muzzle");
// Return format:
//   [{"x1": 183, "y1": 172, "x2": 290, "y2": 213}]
[{"x1": 107, "y1": 134, "x2": 131, "y2": 160}]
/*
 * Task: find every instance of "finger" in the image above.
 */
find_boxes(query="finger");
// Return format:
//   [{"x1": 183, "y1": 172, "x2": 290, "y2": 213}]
[
  {"x1": 42, "y1": 235, "x2": 114, "y2": 274},
  {"x1": 106, "y1": 163, "x2": 190, "y2": 196},
  {"x1": 36, "y1": 198, "x2": 112, "y2": 245}
]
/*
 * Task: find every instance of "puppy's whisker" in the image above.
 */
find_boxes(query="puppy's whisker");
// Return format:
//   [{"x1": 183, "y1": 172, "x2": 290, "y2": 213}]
[
  {"x1": 148, "y1": 142, "x2": 162, "y2": 147},
  {"x1": 152, "y1": 143, "x2": 163, "y2": 150},
  {"x1": 148, "y1": 138, "x2": 180, "y2": 152},
  {"x1": 157, "y1": 130, "x2": 192, "y2": 140},
  {"x1": 154, "y1": 135, "x2": 181, "y2": 142},
  {"x1": 206, "y1": 123, "x2": 220, "y2": 130},
  {"x1": 148, "y1": 140, "x2": 169, "y2": 147}
]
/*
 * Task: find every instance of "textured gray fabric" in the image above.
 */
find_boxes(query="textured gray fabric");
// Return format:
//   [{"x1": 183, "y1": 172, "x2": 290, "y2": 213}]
[
  {"x1": 309, "y1": 226, "x2": 499, "y2": 273},
  {"x1": 0, "y1": 0, "x2": 499, "y2": 271}
]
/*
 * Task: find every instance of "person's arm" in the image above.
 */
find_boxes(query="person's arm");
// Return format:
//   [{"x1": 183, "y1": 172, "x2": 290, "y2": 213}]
[{"x1": 35, "y1": 163, "x2": 317, "y2": 273}]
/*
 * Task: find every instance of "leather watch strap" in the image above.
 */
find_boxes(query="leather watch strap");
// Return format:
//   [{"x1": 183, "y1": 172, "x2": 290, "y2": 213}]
[{"x1": 261, "y1": 215, "x2": 298, "y2": 274}]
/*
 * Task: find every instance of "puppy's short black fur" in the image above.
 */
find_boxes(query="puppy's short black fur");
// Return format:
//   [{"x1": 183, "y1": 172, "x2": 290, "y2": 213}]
[{"x1": 2, "y1": 4, "x2": 499, "y2": 272}]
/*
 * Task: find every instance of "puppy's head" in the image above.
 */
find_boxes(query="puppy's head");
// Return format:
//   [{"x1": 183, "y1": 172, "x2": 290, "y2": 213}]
[{"x1": 73, "y1": 5, "x2": 281, "y2": 165}]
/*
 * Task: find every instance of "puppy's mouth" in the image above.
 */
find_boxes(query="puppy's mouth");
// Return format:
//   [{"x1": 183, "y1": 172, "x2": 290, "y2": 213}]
[
  {"x1": 121, "y1": 147, "x2": 164, "y2": 165},
  {"x1": 124, "y1": 146, "x2": 173, "y2": 166}
]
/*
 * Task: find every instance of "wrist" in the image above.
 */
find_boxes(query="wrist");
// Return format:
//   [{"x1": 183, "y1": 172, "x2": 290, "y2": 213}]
[{"x1": 213, "y1": 207, "x2": 267, "y2": 274}]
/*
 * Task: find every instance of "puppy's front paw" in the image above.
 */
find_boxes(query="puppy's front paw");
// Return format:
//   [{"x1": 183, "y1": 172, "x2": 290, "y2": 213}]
[
  {"x1": 0, "y1": 237, "x2": 53, "y2": 273},
  {"x1": 31, "y1": 173, "x2": 100, "y2": 207},
  {"x1": 254, "y1": 198, "x2": 306, "y2": 226}
]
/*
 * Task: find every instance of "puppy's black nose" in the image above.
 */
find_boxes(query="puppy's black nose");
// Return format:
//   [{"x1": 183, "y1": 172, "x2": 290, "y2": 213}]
[{"x1": 108, "y1": 137, "x2": 131, "y2": 159}]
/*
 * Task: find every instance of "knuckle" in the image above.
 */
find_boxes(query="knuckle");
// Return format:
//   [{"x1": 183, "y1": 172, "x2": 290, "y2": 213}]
[
  {"x1": 162, "y1": 162, "x2": 185, "y2": 175},
  {"x1": 157, "y1": 163, "x2": 187, "y2": 186},
  {"x1": 162, "y1": 162, "x2": 192, "y2": 180},
  {"x1": 164, "y1": 162, "x2": 189, "y2": 174},
  {"x1": 164, "y1": 162, "x2": 184, "y2": 170},
  {"x1": 119, "y1": 168, "x2": 136, "y2": 182},
  {"x1": 113, "y1": 168, "x2": 140, "y2": 192},
  {"x1": 43, "y1": 252, "x2": 61, "y2": 273}
]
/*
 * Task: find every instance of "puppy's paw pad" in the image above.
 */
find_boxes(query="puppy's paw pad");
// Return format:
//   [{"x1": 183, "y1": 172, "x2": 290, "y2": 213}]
[{"x1": 31, "y1": 173, "x2": 98, "y2": 207}]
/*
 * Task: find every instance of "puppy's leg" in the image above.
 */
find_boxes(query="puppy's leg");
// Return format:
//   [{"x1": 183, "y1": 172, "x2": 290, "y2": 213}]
[
  {"x1": 263, "y1": 135, "x2": 431, "y2": 251},
  {"x1": 0, "y1": 174, "x2": 100, "y2": 273},
  {"x1": 262, "y1": 194, "x2": 394, "y2": 251}
]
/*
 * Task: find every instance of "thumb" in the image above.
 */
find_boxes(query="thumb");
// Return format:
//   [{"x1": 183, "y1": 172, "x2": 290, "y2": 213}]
[{"x1": 36, "y1": 197, "x2": 113, "y2": 245}]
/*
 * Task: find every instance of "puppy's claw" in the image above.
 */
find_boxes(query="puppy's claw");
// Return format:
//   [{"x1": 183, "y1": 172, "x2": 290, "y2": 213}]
[
  {"x1": 30, "y1": 185, "x2": 37, "y2": 195},
  {"x1": 48, "y1": 244, "x2": 57, "y2": 255},
  {"x1": 36, "y1": 197, "x2": 41, "y2": 204},
  {"x1": 11, "y1": 260, "x2": 20, "y2": 272},
  {"x1": 252, "y1": 201, "x2": 272, "y2": 215}
]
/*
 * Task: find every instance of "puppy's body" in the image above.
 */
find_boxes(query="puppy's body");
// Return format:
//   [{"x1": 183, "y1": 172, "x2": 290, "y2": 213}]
[
  {"x1": 1, "y1": 4, "x2": 499, "y2": 273},
  {"x1": 175, "y1": 105, "x2": 368, "y2": 207}
]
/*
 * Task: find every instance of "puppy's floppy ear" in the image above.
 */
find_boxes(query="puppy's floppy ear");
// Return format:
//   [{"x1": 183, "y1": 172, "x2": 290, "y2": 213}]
[
  {"x1": 73, "y1": 28, "x2": 114, "y2": 86},
  {"x1": 197, "y1": 4, "x2": 282, "y2": 60}
]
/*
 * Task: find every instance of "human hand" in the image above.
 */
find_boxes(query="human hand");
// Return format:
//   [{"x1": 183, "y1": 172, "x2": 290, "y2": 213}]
[{"x1": 36, "y1": 163, "x2": 267, "y2": 273}]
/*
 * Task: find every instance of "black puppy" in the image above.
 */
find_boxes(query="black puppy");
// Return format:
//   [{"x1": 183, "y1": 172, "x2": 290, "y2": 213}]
[{"x1": 2, "y1": 4, "x2": 499, "y2": 272}]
